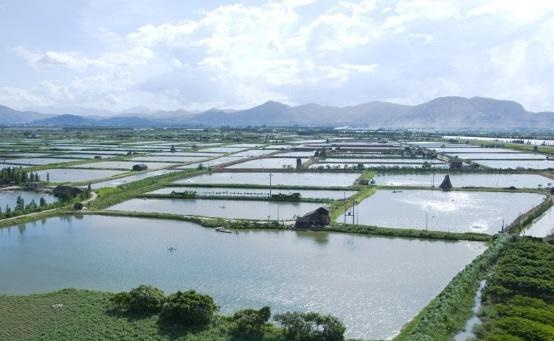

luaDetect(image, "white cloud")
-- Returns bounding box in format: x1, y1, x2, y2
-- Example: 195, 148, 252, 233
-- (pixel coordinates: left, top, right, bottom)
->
4, 0, 554, 112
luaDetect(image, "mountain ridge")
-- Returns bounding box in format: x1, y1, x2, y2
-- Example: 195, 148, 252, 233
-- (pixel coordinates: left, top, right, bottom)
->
2, 96, 553, 129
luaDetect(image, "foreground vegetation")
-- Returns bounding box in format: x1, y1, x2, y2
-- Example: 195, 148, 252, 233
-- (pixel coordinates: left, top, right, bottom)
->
0, 285, 348, 341
475, 238, 554, 341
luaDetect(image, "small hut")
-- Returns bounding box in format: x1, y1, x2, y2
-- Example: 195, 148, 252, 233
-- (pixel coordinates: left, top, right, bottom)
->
439, 175, 453, 190
295, 207, 330, 229
132, 164, 148, 171
449, 160, 463, 170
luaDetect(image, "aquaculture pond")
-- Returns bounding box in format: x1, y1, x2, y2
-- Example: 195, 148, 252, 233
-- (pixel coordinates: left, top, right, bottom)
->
177, 172, 360, 187
522, 206, 554, 238
36, 169, 125, 183
0, 190, 57, 209
148, 187, 357, 200
226, 158, 301, 169
445, 152, 546, 160
108, 198, 324, 220
311, 163, 449, 169
1, 157, 79, 166
0, 215, 486, 339
338, 190, 544, 234
373, 173, 553, 188
475, 160, 554, 169
130, 155, 210, 163
70, 161, 176, 170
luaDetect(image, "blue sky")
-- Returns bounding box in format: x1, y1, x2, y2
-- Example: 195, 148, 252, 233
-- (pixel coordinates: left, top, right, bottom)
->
1, 0, 554, 114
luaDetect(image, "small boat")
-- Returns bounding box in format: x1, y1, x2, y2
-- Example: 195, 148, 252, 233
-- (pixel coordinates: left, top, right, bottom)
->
167, 246, 177, 252
215, 227, 233, 234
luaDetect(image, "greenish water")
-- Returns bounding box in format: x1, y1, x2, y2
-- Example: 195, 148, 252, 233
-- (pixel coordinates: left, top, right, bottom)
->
338, 190, 545, 234
0, 215, 485, 339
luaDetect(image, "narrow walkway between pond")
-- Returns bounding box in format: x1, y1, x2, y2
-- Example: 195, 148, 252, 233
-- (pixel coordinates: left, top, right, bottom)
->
454, 280, 486, 341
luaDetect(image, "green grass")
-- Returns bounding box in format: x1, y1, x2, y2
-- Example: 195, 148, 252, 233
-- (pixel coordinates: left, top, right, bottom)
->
329, 186, 376, 221
0, 289, 283, 341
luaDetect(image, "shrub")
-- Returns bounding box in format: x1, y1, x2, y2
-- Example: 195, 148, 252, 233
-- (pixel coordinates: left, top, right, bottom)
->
274, 312, 345, 341
127, 285, 166, 314
110, 292, 131, 310
159, 290, 218, 326
229, 306, 271, 340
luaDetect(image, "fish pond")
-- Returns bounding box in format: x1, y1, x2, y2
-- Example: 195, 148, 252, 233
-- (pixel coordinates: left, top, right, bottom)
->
372, 173, 552, 188
177, 172, 360, 187
108, 198, 324, 220
338, 189, 544, 234
36, 169, 125, 183
0, 215, 486, 339
522, 206, 554, 238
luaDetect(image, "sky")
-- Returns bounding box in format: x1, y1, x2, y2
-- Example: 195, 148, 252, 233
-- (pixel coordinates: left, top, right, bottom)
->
1, 0, 554, 114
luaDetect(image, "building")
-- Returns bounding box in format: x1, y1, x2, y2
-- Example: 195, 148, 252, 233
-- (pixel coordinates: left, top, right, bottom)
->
132, 164, 148, 171
295, 207, 330, 229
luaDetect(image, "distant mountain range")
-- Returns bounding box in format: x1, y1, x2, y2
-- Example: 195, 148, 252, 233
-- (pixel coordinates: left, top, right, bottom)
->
2, 96, 554, 129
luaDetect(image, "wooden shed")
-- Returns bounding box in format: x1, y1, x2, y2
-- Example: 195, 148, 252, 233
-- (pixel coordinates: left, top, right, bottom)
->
295, 207, 330, 229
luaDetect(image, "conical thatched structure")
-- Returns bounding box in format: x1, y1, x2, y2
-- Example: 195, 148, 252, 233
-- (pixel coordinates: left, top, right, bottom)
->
439, 174, 453, 190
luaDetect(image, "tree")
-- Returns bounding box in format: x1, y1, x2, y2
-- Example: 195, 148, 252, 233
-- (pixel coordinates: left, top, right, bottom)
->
274, 312, 345, 341
127, 285, 166, 314
39, 197, 47, 207
159, 290, 218, 326
229, 307, 271, 340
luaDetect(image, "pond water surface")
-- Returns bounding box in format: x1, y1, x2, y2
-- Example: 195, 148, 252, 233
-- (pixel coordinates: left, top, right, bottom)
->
373, 173, 552, 188
177, 172, 360, 187
108, 198, 324, 220
0, 215, 486, 339
338, 190, 544, 234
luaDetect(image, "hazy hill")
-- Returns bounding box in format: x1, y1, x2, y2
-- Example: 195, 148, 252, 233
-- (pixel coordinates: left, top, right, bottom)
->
0, 105, 49, 125
2, 96, 553, 129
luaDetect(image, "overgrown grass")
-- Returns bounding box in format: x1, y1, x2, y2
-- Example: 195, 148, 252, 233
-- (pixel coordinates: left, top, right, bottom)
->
0, 289, 284, 341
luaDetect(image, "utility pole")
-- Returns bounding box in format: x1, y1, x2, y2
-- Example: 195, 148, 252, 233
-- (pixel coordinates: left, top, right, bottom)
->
352, 199, 355, 225
269, 171, 273, 196
425, 212, 428, 231
342, 192, 348, 224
